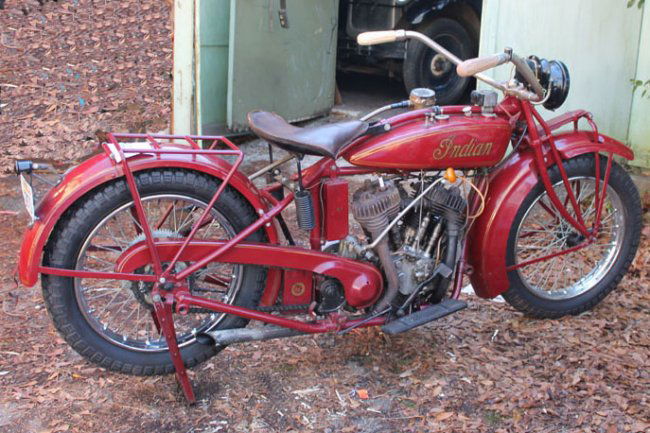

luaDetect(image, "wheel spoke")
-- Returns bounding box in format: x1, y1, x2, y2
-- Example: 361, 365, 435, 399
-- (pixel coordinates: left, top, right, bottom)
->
73, 194, 245, 352
177, 206, 198, 232
513, 176, 624, 300
128, 207, 143, 233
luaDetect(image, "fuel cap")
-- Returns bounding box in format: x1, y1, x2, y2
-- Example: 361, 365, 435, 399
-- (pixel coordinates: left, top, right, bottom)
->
409, 88, 436, 110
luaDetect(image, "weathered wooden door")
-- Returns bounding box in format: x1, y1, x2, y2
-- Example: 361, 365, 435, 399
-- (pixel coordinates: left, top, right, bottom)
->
226, 0, 340, 131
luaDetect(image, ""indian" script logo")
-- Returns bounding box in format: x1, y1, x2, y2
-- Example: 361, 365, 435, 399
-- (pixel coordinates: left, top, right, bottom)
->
432, 136, 493, 160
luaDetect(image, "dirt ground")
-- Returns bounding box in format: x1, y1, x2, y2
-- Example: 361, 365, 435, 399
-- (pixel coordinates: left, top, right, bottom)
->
0, 202, 648, 433
1, 1, 649, 433
0, 0, 172, 174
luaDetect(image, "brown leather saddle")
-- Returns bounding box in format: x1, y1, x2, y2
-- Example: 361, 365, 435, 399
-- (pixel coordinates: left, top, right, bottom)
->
247, 111, 369, 159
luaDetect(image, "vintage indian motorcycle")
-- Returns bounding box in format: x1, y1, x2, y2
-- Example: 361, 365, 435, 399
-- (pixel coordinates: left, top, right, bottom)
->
15, 30, 642, 403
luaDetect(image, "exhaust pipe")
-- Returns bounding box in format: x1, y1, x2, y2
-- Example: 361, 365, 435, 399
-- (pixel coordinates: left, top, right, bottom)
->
196, 326, 309, 346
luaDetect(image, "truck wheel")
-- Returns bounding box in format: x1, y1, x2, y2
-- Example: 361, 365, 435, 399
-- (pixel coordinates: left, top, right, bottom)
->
403, 18, 475, 105
42, 169, 267, 375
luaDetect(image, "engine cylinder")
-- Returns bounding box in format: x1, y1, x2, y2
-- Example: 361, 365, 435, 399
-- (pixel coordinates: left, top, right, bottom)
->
351, 179, 402, 313
351, 179, 401, 236
425, 184, 467, 223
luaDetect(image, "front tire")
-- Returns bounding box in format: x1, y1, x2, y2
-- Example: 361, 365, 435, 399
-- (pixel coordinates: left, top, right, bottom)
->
42, 169, 267, 375
503, 155, 642, 318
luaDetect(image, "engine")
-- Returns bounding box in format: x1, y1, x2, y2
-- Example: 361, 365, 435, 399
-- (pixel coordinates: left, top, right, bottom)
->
345, 176, 467, 313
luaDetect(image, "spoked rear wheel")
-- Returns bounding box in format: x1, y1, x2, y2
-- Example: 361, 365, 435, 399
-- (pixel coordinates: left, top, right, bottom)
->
503, 155, 642, 318
42, 170, 267, 375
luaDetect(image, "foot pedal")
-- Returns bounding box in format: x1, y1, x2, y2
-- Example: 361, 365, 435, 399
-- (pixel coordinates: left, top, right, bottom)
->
382, 299, 467, 335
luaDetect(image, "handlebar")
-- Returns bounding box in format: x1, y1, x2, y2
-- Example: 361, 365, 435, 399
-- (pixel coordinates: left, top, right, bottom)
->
456, 52, 511, 77
356, 30, 545, 102
510, 53, 545, 100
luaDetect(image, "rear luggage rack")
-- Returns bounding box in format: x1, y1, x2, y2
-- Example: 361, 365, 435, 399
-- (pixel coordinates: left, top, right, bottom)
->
101, 132, 243, 163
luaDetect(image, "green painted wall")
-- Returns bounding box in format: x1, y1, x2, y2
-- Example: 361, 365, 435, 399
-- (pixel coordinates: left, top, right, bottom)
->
478, 0, 649, 168
173, 0, 195, 135
629, 3, 650, 169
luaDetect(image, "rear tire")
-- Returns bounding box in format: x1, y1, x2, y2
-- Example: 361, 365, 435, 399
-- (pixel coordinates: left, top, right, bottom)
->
403, 18, 475, 105
42, 169, 267, 375
503, 155, 642, 318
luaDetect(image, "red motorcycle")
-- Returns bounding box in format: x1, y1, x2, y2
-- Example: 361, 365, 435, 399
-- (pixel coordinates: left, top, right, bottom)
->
15, 30, 642, 403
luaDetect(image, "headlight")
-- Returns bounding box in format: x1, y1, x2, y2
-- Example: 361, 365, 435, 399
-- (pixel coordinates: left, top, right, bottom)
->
518, 56, 571, 111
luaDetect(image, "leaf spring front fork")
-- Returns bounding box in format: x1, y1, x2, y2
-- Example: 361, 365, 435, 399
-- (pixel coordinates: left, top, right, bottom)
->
509, 104, 614, 272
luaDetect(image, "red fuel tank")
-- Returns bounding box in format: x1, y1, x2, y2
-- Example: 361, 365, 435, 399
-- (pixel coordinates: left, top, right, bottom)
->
343, 114, 513, 170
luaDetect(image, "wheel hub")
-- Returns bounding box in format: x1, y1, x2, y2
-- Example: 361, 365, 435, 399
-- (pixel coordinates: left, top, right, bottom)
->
123, 230, 187, 310
129, 266, 156, 310
430, 54, 451, 77
565, 231, 586, 247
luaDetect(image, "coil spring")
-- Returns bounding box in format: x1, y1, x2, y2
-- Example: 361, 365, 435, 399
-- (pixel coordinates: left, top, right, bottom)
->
294, 189, 315, 230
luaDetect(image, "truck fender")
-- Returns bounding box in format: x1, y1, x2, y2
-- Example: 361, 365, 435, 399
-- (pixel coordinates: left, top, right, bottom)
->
466, 132, 633, 299
17, 152, 280, 288
403, 0, 454, 26
404, 0, 481, 40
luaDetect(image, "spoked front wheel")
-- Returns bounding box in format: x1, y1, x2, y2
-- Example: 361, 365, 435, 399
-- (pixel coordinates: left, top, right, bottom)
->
504, 155, 642, 318
42, 170, 267, 375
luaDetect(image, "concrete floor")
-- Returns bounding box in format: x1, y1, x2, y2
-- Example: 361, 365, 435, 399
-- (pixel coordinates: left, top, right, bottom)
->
333, 72, 410, 118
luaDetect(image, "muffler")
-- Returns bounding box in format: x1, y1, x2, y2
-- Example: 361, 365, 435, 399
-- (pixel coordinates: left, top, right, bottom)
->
196, 325, 308, 346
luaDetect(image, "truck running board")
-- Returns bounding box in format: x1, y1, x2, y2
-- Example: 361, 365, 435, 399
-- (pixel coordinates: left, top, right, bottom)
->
381, 299, 467, 335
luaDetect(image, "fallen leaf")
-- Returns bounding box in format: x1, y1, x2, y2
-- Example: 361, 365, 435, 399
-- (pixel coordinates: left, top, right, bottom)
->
435, 412, 454, 421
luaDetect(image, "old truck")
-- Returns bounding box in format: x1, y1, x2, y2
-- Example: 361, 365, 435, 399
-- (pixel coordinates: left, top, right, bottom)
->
338, 0, 482, 104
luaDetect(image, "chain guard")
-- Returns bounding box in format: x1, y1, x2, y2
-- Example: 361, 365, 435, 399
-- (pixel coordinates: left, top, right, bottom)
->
122, 231, 309, 315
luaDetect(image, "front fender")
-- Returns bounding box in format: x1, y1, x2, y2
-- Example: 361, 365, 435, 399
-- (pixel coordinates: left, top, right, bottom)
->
554, 131, 634, 161
17, 151, 279, 287
467, 131, 633, 299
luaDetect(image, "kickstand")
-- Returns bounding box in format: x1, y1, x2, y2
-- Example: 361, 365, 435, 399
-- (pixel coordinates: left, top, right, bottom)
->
153, 298, 197, 404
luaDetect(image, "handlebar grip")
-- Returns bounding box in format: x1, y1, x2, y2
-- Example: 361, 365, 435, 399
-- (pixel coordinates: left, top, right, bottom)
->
357, 30, 406, 46
456, 52, 511, 77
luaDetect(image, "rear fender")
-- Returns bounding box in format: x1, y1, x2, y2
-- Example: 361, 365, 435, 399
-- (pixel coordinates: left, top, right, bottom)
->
467, 131, 633, 298
17, 152, 279, 288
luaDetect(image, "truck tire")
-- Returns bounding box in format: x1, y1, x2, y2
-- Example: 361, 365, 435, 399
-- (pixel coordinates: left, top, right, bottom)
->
403, 18, 475, 105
